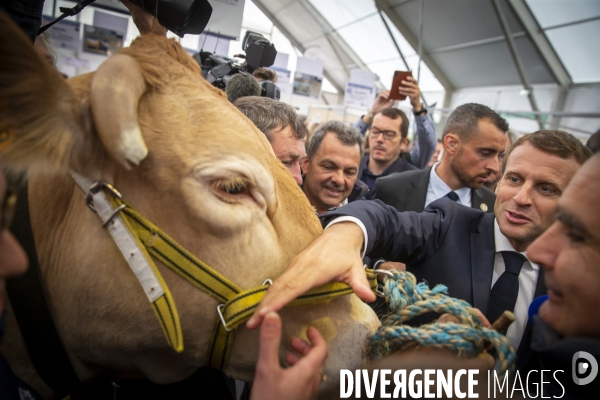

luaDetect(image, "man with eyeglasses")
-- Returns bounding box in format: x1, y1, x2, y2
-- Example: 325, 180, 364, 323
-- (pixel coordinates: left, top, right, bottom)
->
353, 76, 437, 171
357, 107, 418, 199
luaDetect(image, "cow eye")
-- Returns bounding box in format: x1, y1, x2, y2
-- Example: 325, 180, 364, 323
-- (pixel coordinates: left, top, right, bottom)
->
214, 177, 249, 195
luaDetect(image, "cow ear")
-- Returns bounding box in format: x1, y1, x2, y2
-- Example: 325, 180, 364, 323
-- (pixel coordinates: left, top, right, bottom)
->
0, 11, 82, 174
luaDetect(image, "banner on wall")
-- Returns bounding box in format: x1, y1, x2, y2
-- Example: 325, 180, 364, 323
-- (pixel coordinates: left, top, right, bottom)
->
271, 66, 292, 94
82, 25, 124, 57
293, 72, 323, 99
344, 69, 376, 108
41, 17, 81, 52
344, 83, 375, 108
293, 57, 324, 99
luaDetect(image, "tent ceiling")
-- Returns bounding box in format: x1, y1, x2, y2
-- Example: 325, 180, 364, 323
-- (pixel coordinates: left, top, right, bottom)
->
252, 0, 600, 92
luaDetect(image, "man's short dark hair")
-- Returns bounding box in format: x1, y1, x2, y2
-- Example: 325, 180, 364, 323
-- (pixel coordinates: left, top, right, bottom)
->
503, 129, 593, 174
307, 121, 363, 160
377, 108, 409, 139
234, 96, 307, 141
442, 103, 509, 141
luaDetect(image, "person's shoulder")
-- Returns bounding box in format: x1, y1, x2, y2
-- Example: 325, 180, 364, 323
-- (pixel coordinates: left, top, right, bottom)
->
390, 156, 418, 173
379, 167, 428, 185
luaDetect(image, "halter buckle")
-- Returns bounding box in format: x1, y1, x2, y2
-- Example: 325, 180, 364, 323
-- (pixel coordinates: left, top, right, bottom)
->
217, 304, 233, 332
86, 181, 123, 211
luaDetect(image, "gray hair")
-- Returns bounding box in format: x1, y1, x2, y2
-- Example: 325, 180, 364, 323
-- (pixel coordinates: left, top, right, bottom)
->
306, 121, 363, 160
226, 73, 261, 103
234, 96, 307, 141
442, 103, 509, 141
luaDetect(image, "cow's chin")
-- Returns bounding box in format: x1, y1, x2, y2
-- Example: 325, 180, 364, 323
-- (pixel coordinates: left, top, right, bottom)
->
224, 294, 380, 389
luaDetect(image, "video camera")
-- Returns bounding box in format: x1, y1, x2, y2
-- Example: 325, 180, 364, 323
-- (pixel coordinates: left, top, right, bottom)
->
195, 30, 281, 100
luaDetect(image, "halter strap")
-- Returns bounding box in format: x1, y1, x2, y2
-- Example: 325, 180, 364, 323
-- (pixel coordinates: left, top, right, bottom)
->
70, 171, 378, 370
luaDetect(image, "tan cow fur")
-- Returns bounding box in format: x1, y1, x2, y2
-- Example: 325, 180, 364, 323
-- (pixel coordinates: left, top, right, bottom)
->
0, 11, 380, 399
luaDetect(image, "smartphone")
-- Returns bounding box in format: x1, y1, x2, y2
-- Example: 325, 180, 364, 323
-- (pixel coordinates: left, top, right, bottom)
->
389, 70, 412, 100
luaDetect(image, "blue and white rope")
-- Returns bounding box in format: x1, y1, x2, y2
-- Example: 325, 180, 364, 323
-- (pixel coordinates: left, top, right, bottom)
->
368, 270, 515, 374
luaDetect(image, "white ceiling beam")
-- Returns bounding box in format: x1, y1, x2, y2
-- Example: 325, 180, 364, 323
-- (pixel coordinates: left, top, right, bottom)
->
252, 0, 373, 94
507, 0, 572, 89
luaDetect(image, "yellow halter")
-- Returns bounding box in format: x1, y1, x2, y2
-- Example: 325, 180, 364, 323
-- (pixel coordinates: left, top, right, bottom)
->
71, 173, 378, 370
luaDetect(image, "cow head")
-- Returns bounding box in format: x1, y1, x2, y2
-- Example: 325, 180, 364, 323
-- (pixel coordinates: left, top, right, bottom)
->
0, 9, 379, 396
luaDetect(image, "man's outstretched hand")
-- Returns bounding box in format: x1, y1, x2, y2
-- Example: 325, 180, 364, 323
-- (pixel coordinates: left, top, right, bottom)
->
247, 222, 375, 329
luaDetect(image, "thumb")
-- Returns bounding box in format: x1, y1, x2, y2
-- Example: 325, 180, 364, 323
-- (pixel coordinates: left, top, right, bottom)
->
349, 265, 376, 303
256, 311, 283, 368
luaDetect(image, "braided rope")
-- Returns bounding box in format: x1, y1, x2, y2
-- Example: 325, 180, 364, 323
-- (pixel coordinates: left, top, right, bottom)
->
368, 270, 516, 374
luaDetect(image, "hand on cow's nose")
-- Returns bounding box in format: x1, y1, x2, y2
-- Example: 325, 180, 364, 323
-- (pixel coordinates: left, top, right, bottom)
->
247, 221, 376, 330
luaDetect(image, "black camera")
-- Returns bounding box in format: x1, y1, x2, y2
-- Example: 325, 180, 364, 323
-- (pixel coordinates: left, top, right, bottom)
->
40, 0, 212, 37
128, 0, 213, 37
195, 30, 280, 100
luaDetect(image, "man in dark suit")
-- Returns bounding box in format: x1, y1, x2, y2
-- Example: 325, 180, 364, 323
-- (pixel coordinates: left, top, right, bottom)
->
372, 103, 508, 214
248, 130, 592, 374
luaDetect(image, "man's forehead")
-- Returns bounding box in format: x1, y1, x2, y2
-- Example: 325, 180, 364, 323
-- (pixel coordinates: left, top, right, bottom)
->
505, 142, 580, 186
372, 114, 400, 131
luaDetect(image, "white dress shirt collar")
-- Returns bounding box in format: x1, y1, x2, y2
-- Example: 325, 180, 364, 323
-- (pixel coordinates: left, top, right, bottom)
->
427, 162, 471, 206
493, 220, 538, 270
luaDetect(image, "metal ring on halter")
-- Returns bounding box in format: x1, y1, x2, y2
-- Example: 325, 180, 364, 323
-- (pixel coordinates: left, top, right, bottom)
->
371, 269, 395, 278
216, 304, 233, 332
102, 204, 126, 228
371, 269, 395, 297
262, 279, 273, 286
86, 181, 124, 211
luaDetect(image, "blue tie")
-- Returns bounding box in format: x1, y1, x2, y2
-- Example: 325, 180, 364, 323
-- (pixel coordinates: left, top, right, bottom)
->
446, 191, 459, 202
486, 251, 527, 323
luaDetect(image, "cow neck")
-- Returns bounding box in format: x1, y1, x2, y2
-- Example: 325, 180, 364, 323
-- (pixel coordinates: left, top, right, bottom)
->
69, 171, 379, 371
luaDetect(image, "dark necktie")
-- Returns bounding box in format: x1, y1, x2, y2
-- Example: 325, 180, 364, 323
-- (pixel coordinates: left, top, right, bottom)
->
486, 251, 527, 323
446, 191, 459, 202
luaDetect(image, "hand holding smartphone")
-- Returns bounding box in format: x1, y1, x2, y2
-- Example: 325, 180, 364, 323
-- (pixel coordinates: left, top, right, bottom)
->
389, 70, 412, 101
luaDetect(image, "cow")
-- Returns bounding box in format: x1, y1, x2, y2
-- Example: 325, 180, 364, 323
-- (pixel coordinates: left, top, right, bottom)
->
0, 7, 380, 399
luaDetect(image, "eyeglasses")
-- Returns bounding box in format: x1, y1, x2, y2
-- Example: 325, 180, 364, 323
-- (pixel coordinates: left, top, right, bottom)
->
1, 187, 17, 231
369, 127, 397, 140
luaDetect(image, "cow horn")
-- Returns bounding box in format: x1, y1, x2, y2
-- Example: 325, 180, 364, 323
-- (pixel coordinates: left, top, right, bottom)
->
91, 54, 148, 169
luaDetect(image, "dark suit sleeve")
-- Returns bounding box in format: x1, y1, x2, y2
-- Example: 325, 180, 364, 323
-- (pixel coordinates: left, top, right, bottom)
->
320, 199, 460, 265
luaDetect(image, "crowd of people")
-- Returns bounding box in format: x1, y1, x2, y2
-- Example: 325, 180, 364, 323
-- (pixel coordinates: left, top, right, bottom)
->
2, 1, 600, 400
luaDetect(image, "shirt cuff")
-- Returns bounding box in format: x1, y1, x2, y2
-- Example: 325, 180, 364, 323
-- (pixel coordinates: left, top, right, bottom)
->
324, 216, 368, 258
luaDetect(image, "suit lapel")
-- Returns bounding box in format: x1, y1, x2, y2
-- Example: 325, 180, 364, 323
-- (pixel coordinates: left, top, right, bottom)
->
406, 168, 430, 212
470, 214, 496, 311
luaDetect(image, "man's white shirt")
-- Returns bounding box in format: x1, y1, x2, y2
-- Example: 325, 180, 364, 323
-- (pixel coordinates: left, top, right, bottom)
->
425, 162, 472, 208
325, 216, 539, 350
